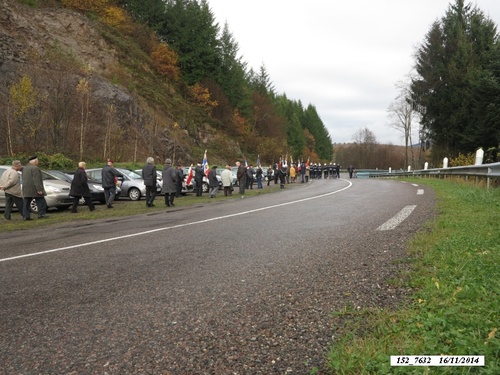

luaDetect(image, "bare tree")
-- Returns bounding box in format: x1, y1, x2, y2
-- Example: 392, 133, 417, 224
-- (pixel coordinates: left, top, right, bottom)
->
387, 80, 419, 168
351, 127, 378, 168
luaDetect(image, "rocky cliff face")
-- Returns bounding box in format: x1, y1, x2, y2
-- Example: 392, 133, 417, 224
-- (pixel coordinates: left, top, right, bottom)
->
0, 0, 212, 163
0, 0, 117, 76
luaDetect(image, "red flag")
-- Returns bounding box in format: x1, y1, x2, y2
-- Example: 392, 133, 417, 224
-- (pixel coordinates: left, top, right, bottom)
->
186, 165, 194, 185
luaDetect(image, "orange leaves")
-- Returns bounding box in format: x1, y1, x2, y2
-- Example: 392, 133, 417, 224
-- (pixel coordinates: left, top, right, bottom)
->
150, 43, 180, 81
188, 83, 218, 112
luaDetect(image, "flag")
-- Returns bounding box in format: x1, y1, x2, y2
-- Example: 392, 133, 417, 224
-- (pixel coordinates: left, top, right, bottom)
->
186, 164, 194, 185
306, 157, 310, 167
202, 149, 209, 178
243, 156, 248, 167
257, 155, 261, 168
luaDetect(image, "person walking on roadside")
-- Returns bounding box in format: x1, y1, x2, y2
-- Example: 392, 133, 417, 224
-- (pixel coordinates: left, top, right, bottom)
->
221, 164, 233, 196
194, 161, 204, 197
255, 165, 263, 189
0, 160, 24, 220
162, 158, 177, 207
22, 156, 48, 220
246, 164, 255, 189
70, 161, 95, 213
347, 164, 355, 179
208, 165, 219, 198
266, 165, 273, 186
175, 162, 184, 197
102, 159, 123, 208
236, 161, 247, 196
142, 157, 157, 207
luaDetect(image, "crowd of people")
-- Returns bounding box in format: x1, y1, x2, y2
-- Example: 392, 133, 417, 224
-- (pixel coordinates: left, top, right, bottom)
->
0, 156, 356, 220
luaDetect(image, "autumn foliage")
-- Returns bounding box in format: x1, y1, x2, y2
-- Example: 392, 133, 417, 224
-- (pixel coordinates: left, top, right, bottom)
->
150, 43, 180, 81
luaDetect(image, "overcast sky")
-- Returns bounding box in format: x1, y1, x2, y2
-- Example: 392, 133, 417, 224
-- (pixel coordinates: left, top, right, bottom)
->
207, 0, 500, 145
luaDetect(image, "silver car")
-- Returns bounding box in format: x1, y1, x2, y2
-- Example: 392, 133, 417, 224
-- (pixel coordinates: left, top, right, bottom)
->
86, 167, 159, 201
0, 165, 73, 213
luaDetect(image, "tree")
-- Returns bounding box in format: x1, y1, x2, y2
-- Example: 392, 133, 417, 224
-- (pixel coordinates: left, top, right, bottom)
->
9, 75, 43, 153
387, 80, 419, 168
411, 0, 499, 158
160, 0, 221, 85
351, 127, 378, 168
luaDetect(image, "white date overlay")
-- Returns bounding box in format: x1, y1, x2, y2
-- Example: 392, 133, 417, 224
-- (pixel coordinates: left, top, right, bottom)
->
391, 355, 484, 366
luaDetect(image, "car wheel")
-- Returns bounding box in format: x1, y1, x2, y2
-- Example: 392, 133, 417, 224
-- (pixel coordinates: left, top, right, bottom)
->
29, 199, 38, 214
202, 182, 209, 193
128, 187, 141, 201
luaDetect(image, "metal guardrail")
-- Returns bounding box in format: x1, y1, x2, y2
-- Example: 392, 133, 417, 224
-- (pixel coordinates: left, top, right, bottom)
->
354, 162, 500, 189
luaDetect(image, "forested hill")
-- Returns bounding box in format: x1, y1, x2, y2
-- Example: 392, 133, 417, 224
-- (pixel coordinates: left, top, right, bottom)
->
0, 0, 333, 166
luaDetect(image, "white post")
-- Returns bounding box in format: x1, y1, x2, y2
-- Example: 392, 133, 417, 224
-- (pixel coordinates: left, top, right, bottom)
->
408, 166, 411, 172
475, 148, 484, 165
443, 157, 449, 168
389, 167, 392, 173
424, 162, 428, 170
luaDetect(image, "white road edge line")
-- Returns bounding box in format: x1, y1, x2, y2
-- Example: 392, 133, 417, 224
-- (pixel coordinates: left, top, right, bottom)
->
377, 205, 417, 231
1, 181, 353, 263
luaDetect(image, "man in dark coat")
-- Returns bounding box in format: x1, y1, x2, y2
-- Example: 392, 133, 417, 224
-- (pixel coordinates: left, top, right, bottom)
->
236, 161, 246, 196
175, 162, 184, 197
208, 165, 219, 198
162, 158, 177, 207
70, 162, 95, 213
142, 157, 157, 207
194, 162, 204, 197
102, 159, 123, 208
22, 156, 48, 220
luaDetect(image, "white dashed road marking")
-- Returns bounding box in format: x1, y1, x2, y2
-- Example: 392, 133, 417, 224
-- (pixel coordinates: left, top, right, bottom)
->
417, 189, 424, 195
377, 205, 417, 231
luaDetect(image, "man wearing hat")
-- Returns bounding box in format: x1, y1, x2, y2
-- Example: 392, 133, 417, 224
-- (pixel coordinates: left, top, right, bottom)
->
22, 156, 48, 220
102, 159, 123, 208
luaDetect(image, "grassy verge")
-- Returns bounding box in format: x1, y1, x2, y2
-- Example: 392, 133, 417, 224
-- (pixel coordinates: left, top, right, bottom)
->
326, 178, 499, 374
0, 183, 284, 232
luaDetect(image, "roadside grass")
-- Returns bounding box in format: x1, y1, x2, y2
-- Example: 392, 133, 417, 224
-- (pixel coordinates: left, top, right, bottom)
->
0, 183, 284, 232
326, 178, 499, 374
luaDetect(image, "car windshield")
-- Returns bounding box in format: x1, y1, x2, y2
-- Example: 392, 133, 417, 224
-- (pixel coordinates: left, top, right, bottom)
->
41, 171, 60, 180
118, 169, 141, 179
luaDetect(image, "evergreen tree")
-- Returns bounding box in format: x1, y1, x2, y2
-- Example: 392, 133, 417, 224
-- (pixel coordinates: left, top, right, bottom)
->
303, 104, 332, 160
411, 0, 498, 157
118, 0, 166, 31
160, 0, 221, 85
218, 22, 252, 114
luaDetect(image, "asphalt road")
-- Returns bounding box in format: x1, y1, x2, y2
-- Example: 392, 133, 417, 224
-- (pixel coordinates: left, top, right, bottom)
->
0, 178, 436, 374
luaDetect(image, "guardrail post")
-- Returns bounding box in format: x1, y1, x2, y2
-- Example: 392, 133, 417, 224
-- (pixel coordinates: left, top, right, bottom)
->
475, 148, 484, 165
443, 157, 449, 169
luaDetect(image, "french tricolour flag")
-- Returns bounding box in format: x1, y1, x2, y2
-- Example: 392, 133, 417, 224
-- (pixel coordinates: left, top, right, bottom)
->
202, 149, 209, 178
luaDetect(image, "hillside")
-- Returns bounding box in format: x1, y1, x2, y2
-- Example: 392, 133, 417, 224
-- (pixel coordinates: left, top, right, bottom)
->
0, 0, 246, 166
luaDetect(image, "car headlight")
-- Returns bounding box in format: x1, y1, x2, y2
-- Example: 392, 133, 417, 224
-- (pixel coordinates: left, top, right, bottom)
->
45, 184, 62, 193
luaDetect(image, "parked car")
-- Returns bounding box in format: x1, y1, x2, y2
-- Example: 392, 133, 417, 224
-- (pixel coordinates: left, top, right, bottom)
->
0, 165, 73, 213
45, 170, 114, 204
216, 168, 237, 186
182, 167, 222, 193
134, 169, 164, 194
86, 168, 160, 201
